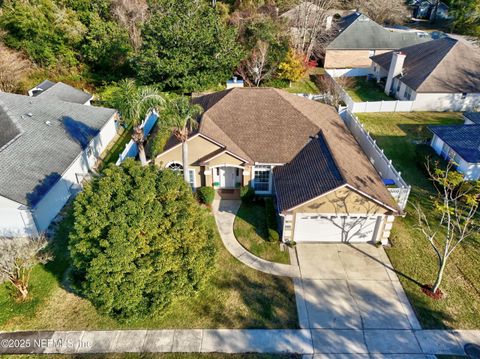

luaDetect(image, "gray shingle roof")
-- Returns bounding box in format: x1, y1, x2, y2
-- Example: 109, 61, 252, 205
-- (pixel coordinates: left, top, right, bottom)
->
464, 112, 480, 124
371, 38, 480, 93
0, 106, 22, 150
327, 12, 431, 50
35, 82, 93, 104
429, 125, 480, 163
0, 93, 116, 206
273, 133, 345, 212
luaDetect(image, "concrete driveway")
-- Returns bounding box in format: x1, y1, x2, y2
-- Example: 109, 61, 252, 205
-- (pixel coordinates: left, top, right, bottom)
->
294, 244, 420, 331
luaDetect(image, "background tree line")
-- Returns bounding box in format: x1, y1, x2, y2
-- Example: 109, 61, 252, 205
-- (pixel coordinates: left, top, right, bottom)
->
0, 0, 477, 95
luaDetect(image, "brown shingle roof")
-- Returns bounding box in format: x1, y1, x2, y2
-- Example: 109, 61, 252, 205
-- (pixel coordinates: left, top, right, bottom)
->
371, 38, 480, 93
192, 88, 398, 211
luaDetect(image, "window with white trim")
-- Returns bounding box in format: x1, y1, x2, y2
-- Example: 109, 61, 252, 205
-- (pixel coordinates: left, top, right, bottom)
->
167, 162, 183, 173
188, 169, 195, 189
253, 165, 271, 192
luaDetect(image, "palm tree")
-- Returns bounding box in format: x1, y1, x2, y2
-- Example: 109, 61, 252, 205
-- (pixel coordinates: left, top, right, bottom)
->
111, 79, 165, 166
162, 96, 203, 183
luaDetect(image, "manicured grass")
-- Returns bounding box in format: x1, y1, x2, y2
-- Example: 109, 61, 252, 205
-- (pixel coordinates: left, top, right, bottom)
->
284, 68, 324, 94
345, 77, 393, 102
357, 112, 480, 329
0, 211, 297, 331
1, 354, 300, 359
234, 201, 290, 264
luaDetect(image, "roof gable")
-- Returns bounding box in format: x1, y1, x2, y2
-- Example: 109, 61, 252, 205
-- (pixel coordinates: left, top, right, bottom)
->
328, 12, 429, 50
36, 82, 93, 104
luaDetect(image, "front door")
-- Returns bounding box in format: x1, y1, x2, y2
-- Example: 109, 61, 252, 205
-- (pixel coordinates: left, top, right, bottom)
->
220, 167, 236, 188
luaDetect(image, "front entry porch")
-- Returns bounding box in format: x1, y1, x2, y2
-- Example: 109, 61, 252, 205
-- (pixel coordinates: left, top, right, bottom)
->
212, 166, 243, 190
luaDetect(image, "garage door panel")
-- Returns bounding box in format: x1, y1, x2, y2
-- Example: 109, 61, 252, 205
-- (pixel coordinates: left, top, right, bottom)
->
294, 214, 378, 243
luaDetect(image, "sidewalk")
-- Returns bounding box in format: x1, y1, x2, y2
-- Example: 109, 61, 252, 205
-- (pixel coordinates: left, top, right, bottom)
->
0, 329, 478, 355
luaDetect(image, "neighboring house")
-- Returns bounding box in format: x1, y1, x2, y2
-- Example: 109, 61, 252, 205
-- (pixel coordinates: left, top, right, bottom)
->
429, 112, 480, 180
155, 88, 400, 244
28, 80, 93, 105
410, 0, 451, 21
324, 12, 430, 75
371, 37, 480, 111
0, 91, 118, 237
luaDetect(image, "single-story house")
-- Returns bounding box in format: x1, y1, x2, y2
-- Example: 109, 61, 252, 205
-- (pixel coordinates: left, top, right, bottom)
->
324, 12, 431, 76
155, 88, 400, 244
429, 113, 480, 180
0, 90, 118, 237
28, 80, 93, 105
371, 37, 480, 111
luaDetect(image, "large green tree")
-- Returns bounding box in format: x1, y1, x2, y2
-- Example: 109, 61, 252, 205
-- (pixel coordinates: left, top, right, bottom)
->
69, 159, 217, 319
133, 0, 243, 92
449, 0, 480, 37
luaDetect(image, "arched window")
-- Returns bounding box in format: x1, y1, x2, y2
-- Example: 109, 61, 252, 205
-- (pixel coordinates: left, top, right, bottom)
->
167, 162, 184, 173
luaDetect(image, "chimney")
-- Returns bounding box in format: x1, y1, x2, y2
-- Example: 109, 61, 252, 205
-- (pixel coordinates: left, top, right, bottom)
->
326, 15, 333, 30
384, 51, 406, 96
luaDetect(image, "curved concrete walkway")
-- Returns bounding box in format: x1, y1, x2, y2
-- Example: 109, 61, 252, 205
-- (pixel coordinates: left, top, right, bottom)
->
212, 199, 301, 278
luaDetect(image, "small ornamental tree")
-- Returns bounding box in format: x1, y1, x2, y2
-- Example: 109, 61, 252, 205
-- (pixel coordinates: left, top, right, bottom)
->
0, 235, 52, 301
68, 159, 217, 319
277, 48, 307, 86
415, 161, 480, 297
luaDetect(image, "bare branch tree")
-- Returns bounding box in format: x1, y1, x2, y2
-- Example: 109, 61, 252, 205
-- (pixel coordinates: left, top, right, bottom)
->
111, 0, 149, 50
414, 160, 480, 295
345, 0, 409, 25
0, 44, 31, 93
236, 40, 275, 86
285, 0, 339, 59
0, 235, 52, 301
314, 74, 354, 107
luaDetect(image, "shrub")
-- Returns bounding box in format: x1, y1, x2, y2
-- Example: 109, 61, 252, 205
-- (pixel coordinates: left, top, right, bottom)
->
68, 160, 217, 319
265, 198, 280, 242
197, 186, 215, 206
240, 185, 255, 203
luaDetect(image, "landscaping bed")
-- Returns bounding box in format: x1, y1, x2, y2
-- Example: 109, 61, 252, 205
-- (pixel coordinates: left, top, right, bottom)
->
234, 200, 290, 265
357, 112, 480, 329
0, 213, 298, 331
345, 77, 393, 102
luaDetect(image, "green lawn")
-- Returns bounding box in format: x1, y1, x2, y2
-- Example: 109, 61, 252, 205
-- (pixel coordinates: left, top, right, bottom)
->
357, 112, 480, 329
234, 202, 290, 264
284, 68, 324, 94
98, 125, 133, 169
0, 211, 297, 331
345, 77, 393, 102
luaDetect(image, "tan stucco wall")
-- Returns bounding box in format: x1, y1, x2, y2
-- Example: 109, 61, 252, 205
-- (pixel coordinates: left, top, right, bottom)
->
155, 135, 221, 167
325, 49, 391, 69
207, 153, 245, 167
155, 136, 221, 188
288, 187, 390, 215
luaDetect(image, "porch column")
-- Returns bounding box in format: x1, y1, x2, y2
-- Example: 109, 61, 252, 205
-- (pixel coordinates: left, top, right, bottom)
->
380, 215, 395, 245
204, 166, 213, 187
242, 165, 252, 187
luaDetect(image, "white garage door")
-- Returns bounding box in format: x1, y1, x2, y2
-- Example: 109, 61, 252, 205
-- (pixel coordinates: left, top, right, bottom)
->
294, 214, 379, 243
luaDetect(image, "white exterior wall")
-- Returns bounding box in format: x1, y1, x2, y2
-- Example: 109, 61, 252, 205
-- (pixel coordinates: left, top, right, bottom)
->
0, 196, 37, 237
413, 92, 480, 111
326, 68, 373, 78
33, 114, 117, 231
431, 134, 480, 180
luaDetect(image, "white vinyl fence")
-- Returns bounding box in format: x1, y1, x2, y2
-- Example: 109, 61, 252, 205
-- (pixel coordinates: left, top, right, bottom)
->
340, 109, 411, 211
329, 73, 414, 113
116, 111, 159, 166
